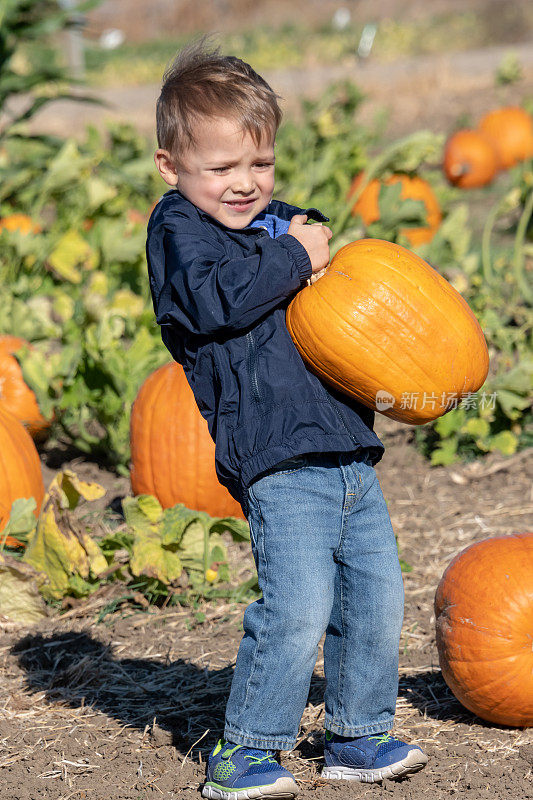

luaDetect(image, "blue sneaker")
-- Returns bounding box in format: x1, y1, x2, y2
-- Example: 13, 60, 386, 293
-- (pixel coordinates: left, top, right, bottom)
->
202, 739, 299, 799
322, 730, 428, 782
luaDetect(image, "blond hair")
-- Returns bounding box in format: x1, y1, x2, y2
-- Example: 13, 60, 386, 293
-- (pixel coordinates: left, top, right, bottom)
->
156, 40, 282, 162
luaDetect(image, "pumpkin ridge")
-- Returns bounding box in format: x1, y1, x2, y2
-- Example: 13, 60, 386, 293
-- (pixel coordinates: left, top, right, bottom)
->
4, 412, 31, 496
151, 366, 171, 506
285, 334, 368, 403
370, 254, 476, 348
334, 240, 481, 350
349, 282, 447, 389
288, 297, 388, 394
131, 368, 159, 498
0, 428, 13, 512
448, 660, 530, 696
444, 651, 525, 663
313, 288, 436, 393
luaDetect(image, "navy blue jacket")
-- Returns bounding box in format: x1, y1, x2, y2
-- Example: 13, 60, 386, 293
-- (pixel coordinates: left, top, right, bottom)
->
146, 190, 384, 506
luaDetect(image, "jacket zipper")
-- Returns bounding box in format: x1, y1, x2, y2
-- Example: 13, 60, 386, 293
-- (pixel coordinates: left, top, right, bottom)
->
326, 394, 360, 447
245, 331, 262, 404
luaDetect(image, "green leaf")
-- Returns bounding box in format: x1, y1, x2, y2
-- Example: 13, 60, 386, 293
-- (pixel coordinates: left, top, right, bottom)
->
39, 140, 88, 196
97, 218, 145, 265
129, 526, 183, 584
0, 553, 48, 624
488, 431, 518, 456
494, 389, 531, 421
159, 504, 204, 546
47, 230, 97, 283
209, 517, 250, 541
136, 495, 164, 524
430, 438, 459, 466
461, 418, 490, 439
50, 470, 106, 511
85, 177, 117, 212
2, 498, 37, 541
179, 522, 227, 578
22, 471, 107, 600
435, 407, 466, 437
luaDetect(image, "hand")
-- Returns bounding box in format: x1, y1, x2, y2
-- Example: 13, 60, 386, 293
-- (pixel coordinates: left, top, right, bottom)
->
288, 214, 332, 273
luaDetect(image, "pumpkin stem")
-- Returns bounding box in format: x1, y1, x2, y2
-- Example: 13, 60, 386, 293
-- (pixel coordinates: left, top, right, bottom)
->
513, 188, 533, 304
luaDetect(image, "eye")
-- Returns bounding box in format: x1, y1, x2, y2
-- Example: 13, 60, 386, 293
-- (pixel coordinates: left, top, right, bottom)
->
254, 161, 275, 170
211, 166, 230, 175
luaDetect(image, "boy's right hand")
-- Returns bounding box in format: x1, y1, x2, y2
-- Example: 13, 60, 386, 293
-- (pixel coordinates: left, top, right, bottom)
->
288, 214, 332, 273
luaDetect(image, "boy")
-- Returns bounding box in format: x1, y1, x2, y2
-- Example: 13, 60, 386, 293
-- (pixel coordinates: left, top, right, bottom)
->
147, 42, 428, 799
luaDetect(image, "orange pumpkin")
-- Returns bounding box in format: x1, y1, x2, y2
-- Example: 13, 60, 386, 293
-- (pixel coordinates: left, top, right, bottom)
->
435, 532, 533, 727
443, 129, 499, 188
350, 173, 442, 246
0, 336, 50, 439
286, 239, 489, 425
0, 405, 45, 532
478, 107, 533, 169
0, 214, 41, 235
130, 362, 244, 519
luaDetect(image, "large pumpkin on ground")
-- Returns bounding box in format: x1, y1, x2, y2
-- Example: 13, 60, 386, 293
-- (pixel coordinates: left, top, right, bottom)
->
478, 107, 533, 169
443, 129, 499, 188
350, 174, 442, 246
0, 335, 50, 439
435, 533, 533, 728
130, 362, 244, 519
0, 405, 45, 532
286, 239, 489, 425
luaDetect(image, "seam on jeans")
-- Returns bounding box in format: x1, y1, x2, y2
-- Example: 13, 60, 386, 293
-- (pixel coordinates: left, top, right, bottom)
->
335, 462, 346, 559
241, 495, 267, 711
334, 466, 349, 724
223, 725, 296, 751
322, 716, 396, 738
337, 561, 347, 723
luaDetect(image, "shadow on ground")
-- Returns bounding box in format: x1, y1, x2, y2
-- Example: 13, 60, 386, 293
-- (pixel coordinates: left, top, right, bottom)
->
12, 630, 485, 760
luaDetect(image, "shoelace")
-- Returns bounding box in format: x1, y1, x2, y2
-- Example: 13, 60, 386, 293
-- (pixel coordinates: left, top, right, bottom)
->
222, 744, 277, 765
368, 733, 398, 746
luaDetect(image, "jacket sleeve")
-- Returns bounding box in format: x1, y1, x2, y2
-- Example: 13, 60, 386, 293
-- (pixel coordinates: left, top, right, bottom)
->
152, 225, 312, 336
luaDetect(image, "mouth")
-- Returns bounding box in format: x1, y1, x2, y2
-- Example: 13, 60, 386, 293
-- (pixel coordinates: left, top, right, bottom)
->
223, 197, 257, 212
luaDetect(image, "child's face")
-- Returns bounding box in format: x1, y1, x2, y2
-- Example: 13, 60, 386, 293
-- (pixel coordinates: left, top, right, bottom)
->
158, 116, 275, 229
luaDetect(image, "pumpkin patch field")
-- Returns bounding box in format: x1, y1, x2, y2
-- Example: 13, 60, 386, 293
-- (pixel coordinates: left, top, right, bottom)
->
0, 2, 532, 799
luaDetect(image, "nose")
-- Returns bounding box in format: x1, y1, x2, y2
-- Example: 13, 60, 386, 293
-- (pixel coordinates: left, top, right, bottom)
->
231, 169, 255, 194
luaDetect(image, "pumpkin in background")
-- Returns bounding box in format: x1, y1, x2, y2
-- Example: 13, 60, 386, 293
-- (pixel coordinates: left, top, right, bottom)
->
286, 239, 489, 425
478, 107, 533, 169
0, 405, 45, 532
0, 336, 50, 439
350, 173, 442, 246
443, 129, 499, 188
130, 362, 244, 519
435, 533, 533, 727
0, 214, 41, 235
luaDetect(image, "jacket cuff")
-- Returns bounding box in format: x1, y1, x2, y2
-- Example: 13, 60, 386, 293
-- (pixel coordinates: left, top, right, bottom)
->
277, 234, 312, 282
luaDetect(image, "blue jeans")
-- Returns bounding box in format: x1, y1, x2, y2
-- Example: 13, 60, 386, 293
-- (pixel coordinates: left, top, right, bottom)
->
224, 451, 405, 751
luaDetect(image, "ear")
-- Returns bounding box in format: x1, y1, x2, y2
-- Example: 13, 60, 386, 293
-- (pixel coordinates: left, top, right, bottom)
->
154, 149, 179, 187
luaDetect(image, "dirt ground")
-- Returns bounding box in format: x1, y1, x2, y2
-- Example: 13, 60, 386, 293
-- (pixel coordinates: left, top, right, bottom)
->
0, 418, 532, 800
